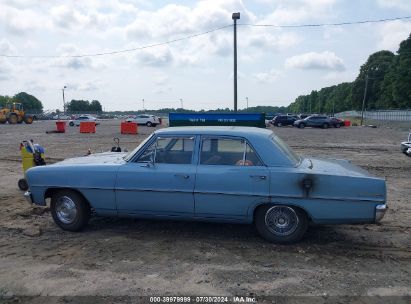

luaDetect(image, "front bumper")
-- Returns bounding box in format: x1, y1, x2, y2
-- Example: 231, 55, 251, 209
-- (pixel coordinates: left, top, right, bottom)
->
375, 204, 387, 222
24, 191, 33, 205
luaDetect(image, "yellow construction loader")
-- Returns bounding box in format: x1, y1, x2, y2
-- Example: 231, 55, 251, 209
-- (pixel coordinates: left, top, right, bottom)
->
0, 103, 35, 124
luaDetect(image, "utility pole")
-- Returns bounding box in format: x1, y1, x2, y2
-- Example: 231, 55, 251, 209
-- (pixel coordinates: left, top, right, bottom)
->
232, 12, 240, 112
361, 66, 379, 125
62, 85, 67, 116
360, 76, 369, 126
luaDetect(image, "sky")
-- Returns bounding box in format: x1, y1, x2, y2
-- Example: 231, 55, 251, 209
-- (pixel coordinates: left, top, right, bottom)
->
0, 0, 411, 111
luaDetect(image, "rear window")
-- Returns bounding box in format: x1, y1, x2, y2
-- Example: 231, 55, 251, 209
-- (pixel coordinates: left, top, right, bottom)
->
269, 134, 300, 166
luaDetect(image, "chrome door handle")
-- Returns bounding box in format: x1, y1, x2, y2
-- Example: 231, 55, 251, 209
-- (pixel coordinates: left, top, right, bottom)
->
249, 175, 267, 180
175, 174, 190, 179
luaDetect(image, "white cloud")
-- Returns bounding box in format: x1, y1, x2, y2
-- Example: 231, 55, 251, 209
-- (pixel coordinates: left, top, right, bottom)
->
285, 51, 345, 71
0, 5, 49, 35
377, 0, 411, 11
252, 69, 282, 83
377, 21, 411, 51
0, 39, 15, 55
0, 58, 13, 81
135, 46, 174, 67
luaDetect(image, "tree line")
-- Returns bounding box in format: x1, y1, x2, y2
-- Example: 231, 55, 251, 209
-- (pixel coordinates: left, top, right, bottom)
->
66, 100, 102, 112
288, 33, 411, 113
0, 92, 43, 112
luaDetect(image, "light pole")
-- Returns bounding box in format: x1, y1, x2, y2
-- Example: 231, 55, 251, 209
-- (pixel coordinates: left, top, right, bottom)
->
360, 66, 379, 126
62, 85, 67, 116
232, 12, 240, 112
246, 96, 249, 109
180, 98, 183, 109
142, 99, 145, 111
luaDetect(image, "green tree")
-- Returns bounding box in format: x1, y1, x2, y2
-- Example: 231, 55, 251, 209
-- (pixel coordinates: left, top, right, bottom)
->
381, 33, 411, 108
12, 92, 43, 112
90, 100, 102, 112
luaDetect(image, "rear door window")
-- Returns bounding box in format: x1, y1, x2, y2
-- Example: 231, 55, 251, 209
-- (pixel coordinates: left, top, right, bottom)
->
200, 138, 262, 166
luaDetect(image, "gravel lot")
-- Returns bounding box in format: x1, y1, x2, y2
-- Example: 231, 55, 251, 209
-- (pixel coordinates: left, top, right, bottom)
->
0, 120, 410, 302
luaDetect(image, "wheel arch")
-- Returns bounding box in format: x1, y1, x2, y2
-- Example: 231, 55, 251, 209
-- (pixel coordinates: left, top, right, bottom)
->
45, 187, 92, 209
252, 202, 312, 223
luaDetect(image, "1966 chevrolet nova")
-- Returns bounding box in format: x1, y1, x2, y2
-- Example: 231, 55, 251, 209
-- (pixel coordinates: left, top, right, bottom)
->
24, 126, 387, 243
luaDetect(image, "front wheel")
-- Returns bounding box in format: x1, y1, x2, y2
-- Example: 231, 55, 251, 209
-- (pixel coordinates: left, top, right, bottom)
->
334, 123, 341, 128
18, 178, 28, 191
298, 123, 305, 129
146, 121, 153, 127
69, 121, 74, 126
24, 116, 34, 124
277, 122, 282, 127
50, 190, 90, 231
322, 123, 329, 129
255, 205, 308, 244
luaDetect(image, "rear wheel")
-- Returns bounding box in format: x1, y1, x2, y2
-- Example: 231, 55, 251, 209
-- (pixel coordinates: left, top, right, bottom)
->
322, 123, 329, 129
277, 122, 282, 127
69, 121, 74, 126
255, 205, 308, 244
50, 190, 91, 231
335, 123, 341, 128
298, 123, 305, 129
8, 114, 18, 124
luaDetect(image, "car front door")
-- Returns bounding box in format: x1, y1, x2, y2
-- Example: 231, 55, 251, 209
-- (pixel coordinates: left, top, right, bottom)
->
194, 137, 270, 221
116, 136, 196, 216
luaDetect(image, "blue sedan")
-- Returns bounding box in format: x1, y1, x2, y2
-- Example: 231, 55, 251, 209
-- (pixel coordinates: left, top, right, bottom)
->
24, 127, 387, 243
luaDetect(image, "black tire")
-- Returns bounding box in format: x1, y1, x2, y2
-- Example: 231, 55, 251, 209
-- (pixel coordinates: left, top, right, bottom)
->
24, 116, 34, 124
8, 114, 18, 124
69, 121, 74, 126
334, 123, 341, 128
277, 122, 282, 127
18, 178, 28, 191
255, 204, 308, 244
50, 190, 91, 232
322, 123, 329, 129
146, 121, 153, 127
298, 123, 305, 129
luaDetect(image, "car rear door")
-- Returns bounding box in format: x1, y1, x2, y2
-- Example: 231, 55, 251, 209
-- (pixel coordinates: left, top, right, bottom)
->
194, 136, 270, 221
116, 136, 196, 216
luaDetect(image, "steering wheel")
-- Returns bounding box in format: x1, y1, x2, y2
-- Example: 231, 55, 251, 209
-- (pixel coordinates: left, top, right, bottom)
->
235, 159, 254, 166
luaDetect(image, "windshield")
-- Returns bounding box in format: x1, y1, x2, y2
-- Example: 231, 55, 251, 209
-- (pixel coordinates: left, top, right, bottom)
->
123, 134, 154, 162
269, 134, 301, 166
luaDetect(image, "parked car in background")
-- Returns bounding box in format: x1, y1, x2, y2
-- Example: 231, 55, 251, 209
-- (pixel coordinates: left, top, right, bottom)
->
401, 132, 411, 156
329, 117, 345, 128
24, 126, 387, 244
271, 115, 298, 127
53, 115, 71, 120
126, 114, 161, 127
69, 115, 99, 127
294, 115, 333, 129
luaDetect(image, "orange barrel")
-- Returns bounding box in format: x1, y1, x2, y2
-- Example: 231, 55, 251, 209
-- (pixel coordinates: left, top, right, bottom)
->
344, 120, 351, 127
121, 122, 138, 134
80, 121, 96, 133
55, 121, 66, 133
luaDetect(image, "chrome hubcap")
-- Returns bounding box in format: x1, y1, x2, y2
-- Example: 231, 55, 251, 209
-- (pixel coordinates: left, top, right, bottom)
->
265, 206, 299, 236
56, 196, 77, 224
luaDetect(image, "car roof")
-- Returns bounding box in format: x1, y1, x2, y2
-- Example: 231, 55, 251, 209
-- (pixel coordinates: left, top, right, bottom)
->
155, 126, 272, 138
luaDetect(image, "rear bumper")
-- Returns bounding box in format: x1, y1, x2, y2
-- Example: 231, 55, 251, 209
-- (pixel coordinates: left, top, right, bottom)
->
24, 191, 33, 205
375, 204, 387, 222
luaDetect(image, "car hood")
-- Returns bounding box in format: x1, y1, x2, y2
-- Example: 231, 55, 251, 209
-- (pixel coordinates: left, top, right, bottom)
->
52, 152, 128, 166
305, 157, 378, 178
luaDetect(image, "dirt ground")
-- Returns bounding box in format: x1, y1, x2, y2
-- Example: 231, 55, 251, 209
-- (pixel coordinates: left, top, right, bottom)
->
0, 120, 410, 301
